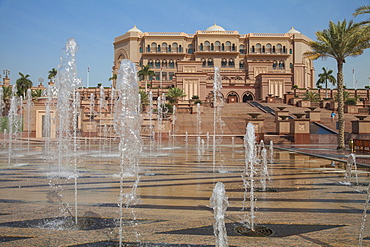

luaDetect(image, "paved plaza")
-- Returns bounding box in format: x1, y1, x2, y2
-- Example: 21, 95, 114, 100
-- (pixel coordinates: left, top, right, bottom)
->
0, 138, 370, 247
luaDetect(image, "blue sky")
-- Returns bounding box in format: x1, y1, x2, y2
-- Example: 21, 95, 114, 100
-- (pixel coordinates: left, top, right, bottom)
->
0, 0, 369, 88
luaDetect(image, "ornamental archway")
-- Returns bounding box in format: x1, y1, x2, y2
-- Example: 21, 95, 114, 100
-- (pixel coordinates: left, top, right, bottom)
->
242, 92, 254, 102
227, 91, 239, 103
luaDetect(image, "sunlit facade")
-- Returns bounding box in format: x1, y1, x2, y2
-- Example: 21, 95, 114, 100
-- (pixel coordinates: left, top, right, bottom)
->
113, 24, 314, 102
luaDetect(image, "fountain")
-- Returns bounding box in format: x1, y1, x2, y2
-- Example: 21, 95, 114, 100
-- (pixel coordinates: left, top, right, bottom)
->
25, 89, 33, 152
113, 59, 143, 246
210, 182, 229, 247
242, 122, 257, 230
342, 153, 357, 185
213, 67, 225, 172
260, 148, 270, 192
269, 140, 274, 164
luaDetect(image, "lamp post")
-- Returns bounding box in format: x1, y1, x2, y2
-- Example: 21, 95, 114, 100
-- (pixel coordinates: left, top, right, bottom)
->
38, 77, 44, 86
3, 70, 10, 78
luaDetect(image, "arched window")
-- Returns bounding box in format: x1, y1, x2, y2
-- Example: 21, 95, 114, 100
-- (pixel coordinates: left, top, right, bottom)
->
215, 41, 221, 51
179, 45, 182, 52
266, 43, 272, 53
239, 60, 244, 69
226, 41, 231, 51
188, 44, 193, 54
151, 42, 157, 53
276, 44, 282, 53
199, 43, 204, 51
139, 47, 142, 53
162, 43, 167, 53
229, 58, 235, 67
239, 44, 245, 54
282, 46, 286, 53
169, 59, 175, 68
207, 58, 214, 67
279, 60, 285, 69
162, 59, 167, 68
201, 58, 206, 67
147, 45, 150, 52
289, 48, 292, 54
173, 43, 178, 52
221, 58, 227, 67
272, 60, 277, 69
232, 43, 236, 51
290, 63, 293, 68
155, 60, 160, 68
256, 43, 261, 53
148, 59, 154, 67
204, 41, 210, 51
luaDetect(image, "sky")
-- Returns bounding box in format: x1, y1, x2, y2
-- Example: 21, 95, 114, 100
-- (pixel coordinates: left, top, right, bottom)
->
0, 0, 369, 88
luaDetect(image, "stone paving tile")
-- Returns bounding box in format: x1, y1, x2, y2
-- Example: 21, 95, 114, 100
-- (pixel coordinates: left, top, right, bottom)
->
0, 142, 370, 246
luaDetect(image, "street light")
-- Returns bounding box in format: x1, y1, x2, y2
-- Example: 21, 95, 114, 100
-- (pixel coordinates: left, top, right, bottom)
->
38, 77, 44, 86
3, 70, 10, 78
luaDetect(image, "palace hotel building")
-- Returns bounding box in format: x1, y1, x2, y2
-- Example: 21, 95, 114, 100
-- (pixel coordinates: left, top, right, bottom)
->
113, 24, 314, 103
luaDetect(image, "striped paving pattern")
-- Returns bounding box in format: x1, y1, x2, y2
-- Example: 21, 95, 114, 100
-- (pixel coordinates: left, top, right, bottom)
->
0, 140, 369, 246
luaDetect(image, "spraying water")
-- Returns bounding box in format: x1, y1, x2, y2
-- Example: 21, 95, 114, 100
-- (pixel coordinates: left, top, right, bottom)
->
172, 105, 176, 148
113, 59, 143, 246
8, 95, 19, 165
343, 153, 357, 185
210, 182, 229, 247
25, 89, 33, 152
52, 38, 82, 224
359, 184, 370, 246
260, 148, 270, 192
0, 87, 3, 117
242, 122, 257, 230
269, 140, 274, 164
54, 38, 82, 173
212, 67, 225, 172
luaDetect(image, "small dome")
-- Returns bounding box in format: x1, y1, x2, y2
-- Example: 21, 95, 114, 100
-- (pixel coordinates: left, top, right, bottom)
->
127, 25, 142, 33
287, 27, 301, 34
206, 23, 226, 32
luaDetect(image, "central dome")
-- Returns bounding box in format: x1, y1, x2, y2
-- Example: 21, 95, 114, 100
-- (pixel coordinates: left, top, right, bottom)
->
206, 23, 226, 32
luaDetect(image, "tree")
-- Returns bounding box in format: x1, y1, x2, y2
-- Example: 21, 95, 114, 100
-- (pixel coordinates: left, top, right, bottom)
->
138, 90, 149, 112
166, 87, 186, 106
31, 88, 44, 98
48, 68, 57, 83
16, 72, 33, 98
303, 91, 320, 103
1, 86, 12, 116
305, 19, 370, 149
353, 5, 370, 26
137, 65, 155, 92
316, 67, 336, 99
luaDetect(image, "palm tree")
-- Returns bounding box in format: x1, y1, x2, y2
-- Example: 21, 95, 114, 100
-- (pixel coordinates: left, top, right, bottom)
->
48, 68, 57, 84
166, 87, 186, 106
138, 90, 149, 112
353, 5, 370, 26
1, 86, 12, 116
137, 65, 155, 92
16, 72, 33, 98
305, 19, 370, 149
303, 91, 320, 103
108, 74, 117, 87
316, 67, 336, 99
31, 88, 44, 98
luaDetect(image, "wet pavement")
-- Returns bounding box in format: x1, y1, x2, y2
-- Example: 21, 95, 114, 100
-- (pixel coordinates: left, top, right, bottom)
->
0, 139, 370, 246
